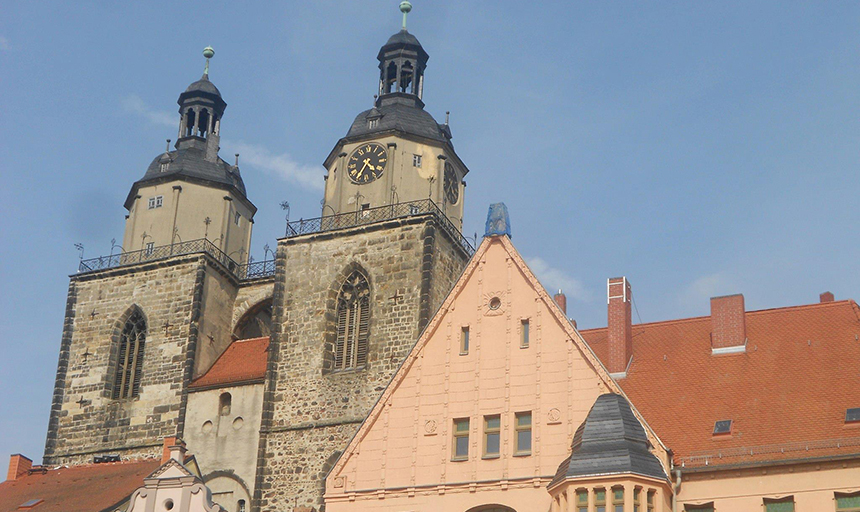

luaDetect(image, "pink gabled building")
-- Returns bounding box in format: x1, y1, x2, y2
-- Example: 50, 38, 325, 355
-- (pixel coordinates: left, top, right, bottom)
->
323, 204, 860, 512
324, 206, 673, 512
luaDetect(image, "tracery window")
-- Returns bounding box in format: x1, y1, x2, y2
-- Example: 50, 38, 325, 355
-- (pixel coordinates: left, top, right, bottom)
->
112, 310, 146, 399
334, 271, 370, 370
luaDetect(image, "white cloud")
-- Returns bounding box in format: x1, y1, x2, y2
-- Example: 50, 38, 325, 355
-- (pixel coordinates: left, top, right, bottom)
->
225, 140, 325, 191
525, 256, 590, 302
0, 36, 10, 51
121, 94, 324, 191
121, 94, 176, 127
680, 272, 736, 306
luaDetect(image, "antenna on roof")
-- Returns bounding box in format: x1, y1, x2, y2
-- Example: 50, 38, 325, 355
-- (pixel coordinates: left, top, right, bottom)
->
400, 1, 412, 30
203, 46, 215, 77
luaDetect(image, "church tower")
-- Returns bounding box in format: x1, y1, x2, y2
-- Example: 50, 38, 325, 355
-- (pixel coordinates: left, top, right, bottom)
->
321, 1, 468, 229
44, 50, 267, 468
254, 4, 474, 510
122, 47, 256, 263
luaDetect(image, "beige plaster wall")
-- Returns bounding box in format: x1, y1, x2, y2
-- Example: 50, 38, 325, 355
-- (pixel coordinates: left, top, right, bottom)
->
123, 180, 253, 261
325, 236, 635, 511
678, 460, 860, 511
185, 383, 263, 510
323, 134, 465, 230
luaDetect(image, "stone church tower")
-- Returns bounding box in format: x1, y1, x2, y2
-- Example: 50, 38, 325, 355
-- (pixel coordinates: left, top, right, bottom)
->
253, 6, 473, 510
44, 54, 264, 466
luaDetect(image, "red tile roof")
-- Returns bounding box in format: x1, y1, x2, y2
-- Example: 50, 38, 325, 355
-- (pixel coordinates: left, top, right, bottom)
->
580, 300, 860, 469
0, 459, 160, 512
190, 336, 269, 389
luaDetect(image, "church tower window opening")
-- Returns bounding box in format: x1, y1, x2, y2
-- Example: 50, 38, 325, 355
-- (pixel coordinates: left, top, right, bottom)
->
334, 271, 370, 371
219, 392, 231, 416
112, 309, 147, 399
184, 109, 196, 137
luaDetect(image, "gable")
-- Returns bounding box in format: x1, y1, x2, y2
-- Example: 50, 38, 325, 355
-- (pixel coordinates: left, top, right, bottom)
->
325, 235, 668, 499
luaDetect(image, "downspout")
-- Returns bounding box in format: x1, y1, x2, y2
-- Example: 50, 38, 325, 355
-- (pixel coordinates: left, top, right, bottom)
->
673, 467, 682, 512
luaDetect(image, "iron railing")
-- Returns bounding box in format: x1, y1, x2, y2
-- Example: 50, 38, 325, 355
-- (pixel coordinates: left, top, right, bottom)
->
78, 238, 275, 281
285, 199, 474, 255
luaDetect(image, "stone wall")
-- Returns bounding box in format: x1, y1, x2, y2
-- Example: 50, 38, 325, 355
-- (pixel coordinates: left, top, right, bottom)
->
44, 256, 205, 464
254, 215, 470, 511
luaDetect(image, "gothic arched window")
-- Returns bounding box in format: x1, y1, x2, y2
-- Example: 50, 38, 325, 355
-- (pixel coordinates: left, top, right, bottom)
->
112, 310, 147, 399
334, 271, 370, 370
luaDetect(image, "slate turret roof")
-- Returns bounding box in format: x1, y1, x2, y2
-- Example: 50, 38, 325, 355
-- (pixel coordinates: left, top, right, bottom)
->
550, 394, 667, 488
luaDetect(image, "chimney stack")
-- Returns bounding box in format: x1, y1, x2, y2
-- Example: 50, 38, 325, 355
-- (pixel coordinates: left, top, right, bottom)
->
711, 294, 746, 353
168, 438, 187, 464
553, 290, 567, 315
607, 277, 633, 377
7, 454, 32, 482
820, 291, 835, 303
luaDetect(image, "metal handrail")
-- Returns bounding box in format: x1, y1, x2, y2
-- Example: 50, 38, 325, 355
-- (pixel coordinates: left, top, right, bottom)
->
78, 238, 275, 281
285, 199, 474, 255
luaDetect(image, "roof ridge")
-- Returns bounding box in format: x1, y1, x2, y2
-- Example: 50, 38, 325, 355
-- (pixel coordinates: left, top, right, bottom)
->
579, 299, 859, 334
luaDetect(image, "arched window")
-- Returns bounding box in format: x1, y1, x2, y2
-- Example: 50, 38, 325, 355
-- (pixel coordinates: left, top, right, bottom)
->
334, 271, 370, 370
185, 109, 196, 137
219, 392, 231, 416
233, 299, 273, 340
112, 310, 147, 399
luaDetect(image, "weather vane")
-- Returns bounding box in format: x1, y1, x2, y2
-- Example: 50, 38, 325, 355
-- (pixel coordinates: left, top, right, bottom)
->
400, 1, 412, 30
203, 46, 214, 76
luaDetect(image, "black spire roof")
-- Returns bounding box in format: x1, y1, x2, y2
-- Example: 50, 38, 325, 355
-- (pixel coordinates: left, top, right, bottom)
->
549, 394, 667, 488
124, 71, 250, 211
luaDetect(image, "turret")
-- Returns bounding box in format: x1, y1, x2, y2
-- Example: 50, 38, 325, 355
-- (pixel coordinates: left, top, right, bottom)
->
122, 47, 256, 263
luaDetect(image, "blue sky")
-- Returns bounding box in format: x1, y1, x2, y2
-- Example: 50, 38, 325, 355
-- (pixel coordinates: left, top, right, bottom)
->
1, 1, 858, 465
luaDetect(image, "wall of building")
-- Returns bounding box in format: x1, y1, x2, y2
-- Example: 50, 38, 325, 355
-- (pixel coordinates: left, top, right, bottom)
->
678, 459, 860, 511
323, 134, 465, 230
185, 383, 263, 512
123, 180, 254, 260
44, 256, 204, 465
194, 264, 240, 378
256, 216, 470, 511
324, 236, 658, 512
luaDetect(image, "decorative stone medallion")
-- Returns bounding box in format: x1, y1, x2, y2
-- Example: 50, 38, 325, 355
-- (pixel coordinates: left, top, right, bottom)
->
547, 408, 562, 424
424, 419, 437, 435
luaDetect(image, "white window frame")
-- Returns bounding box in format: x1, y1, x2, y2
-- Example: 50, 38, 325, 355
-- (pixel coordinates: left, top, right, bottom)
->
413, 154, 422, 167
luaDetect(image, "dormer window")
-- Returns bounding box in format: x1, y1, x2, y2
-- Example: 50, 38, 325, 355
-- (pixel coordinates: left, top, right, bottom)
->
368, 118, 379, 129
713, 419, 732, 435
160, 162, 169, 172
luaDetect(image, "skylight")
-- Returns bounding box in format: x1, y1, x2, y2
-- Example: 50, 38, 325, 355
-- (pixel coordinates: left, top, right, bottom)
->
18, 499, 43, 510
846, 408, 860, 423
713, 420, 732, 435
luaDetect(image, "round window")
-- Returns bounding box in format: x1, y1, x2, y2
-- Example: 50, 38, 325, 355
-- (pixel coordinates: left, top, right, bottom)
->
489, 297, 502, 310
164, 499, 174, 511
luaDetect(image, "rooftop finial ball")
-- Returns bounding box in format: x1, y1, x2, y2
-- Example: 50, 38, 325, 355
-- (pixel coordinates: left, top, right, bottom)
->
203, 46, 215, 59
400, 1, 412, 14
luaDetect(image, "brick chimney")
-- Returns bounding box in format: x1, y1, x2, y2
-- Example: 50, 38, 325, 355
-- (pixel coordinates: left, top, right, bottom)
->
553, 290, 567, 315
607, 277, 632, 377
711, 294, 746, 353
161, 436, 182, 464
7, 454, 32, 481
820, 291, 835, 303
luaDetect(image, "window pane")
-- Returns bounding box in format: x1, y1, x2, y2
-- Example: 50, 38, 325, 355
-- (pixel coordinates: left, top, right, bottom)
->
486, 416, 500, 429
837, 494, 860, 508
596, 490, 606, 501
455, 419, 469, 432
455, 436, 469, 457
486, 432, 499, 454
517, 412, 532, 427
517, 430, 531, 452
765, 501, 794, 512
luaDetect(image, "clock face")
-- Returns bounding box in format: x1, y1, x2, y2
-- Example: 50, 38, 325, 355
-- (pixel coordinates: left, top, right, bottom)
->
444, 162, 459, 204
347, 143, 387, 184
